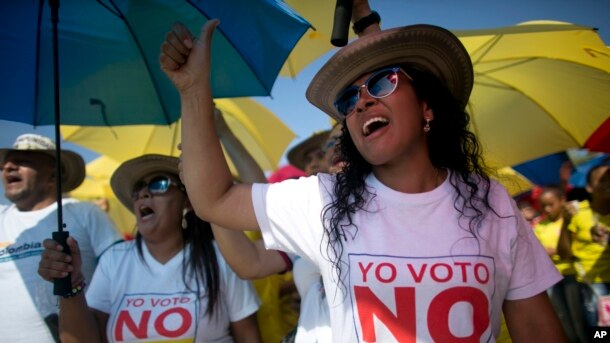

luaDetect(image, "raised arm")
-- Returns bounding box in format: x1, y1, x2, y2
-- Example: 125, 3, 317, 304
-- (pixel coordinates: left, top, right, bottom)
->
160, 21, 258, 231
211, 108, 289, 278
211, 224, 289, 279
214, 107, 266, 184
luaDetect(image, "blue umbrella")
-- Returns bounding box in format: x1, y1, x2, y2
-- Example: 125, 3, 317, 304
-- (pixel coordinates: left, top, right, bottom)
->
0, 0, 310, 126
0, 0, 309, 295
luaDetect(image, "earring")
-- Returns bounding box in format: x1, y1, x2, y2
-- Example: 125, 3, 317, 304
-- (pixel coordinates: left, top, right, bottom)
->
181, 208, 189, 230
423, 118, 431, 133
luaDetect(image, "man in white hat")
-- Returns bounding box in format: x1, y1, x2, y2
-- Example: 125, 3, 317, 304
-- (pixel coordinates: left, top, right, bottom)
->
0, 134, 122, 343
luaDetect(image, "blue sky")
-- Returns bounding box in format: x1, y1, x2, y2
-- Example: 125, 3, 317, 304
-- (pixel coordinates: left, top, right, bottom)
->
1, 0, 609, 203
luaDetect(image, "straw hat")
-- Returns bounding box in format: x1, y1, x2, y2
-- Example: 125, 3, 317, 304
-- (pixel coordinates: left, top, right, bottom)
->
286, 130, 331, 171
0, 134, 85, 192
306, 24, 473, 121
110, 154, 180, 212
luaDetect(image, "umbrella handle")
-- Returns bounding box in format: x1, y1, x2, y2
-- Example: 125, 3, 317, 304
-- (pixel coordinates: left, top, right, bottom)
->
52, 230, 72, 296
330, 0, 352, 47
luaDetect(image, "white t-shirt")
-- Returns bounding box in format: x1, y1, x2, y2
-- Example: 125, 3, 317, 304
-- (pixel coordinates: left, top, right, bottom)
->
86, 240, 260, 343
292, 256, 331, 343
0, 199, 122, 343
253, 172, 561, 342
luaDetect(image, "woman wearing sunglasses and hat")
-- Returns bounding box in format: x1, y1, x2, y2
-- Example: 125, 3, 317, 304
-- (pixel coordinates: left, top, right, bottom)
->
38, 154, 261, 343
160, 2, 565, 341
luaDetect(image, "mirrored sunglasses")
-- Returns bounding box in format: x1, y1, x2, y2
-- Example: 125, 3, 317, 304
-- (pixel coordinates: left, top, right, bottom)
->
334, 66, 412, 117
131, 175, 184, 201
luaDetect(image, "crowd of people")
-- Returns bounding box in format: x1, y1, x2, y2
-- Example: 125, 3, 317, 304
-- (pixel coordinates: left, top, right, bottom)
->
1, 0, 609, 342
515, 160, 610, 342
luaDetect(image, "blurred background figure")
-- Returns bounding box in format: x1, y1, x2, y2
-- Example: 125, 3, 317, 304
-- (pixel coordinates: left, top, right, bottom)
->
534, 186, 587, 342
558, 163, 610, 330
287, 130, 331, 176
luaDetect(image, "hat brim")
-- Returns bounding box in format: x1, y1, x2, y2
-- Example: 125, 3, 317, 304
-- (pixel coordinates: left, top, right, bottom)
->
110, 154, 180, 212
306, 24, 473, 121
0, 148, 85, 193
286, 130, 331, 171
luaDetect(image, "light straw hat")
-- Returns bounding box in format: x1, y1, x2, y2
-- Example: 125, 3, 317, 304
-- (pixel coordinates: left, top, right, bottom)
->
306, 24, 473, 121
286, 130, 331, 171
110, 154, 180, 212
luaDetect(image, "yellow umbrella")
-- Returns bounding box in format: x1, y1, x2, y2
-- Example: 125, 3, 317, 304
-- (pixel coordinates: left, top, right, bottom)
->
455, 21, 610, 167
69, 156, 135, 237
493, 167, 535, 197
61, 98, 295, 173
280, 0, 355, 77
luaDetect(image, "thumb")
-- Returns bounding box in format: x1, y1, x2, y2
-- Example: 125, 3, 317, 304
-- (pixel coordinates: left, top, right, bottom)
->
200, 19, 220, 44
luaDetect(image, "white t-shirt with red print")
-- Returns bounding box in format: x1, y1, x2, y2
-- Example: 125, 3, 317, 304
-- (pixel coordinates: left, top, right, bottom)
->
252, 172, 560, 342
86, 241, 260, 343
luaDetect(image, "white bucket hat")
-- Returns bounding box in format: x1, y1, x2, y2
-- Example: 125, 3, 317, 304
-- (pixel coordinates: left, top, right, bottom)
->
0, 134, 85, 192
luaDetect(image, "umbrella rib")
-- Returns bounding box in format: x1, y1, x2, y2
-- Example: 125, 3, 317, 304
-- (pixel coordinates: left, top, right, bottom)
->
473, 74, 581, 147
103, 0, 173, 124
95, 0, 121, 17
469, 34, 504, 65
476, 57, 539, 75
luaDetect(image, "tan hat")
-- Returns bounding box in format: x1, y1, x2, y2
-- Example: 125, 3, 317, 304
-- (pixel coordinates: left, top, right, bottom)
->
110, 154, 180, 212
286, 130, 331, 171
306, 24, 473, 121
0, 134, 85, 193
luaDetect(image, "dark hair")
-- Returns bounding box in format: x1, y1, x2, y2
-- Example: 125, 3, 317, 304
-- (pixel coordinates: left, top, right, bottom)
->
321, 65, 493, 292
539, 184, 565, 199
586, 163, 610, 188
135, 177, 220, 317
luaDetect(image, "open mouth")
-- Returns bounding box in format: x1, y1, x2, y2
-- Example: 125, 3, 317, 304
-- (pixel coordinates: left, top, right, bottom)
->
5, 174, 22, 185
138, 205, 154, 219
362, 117, 389, 137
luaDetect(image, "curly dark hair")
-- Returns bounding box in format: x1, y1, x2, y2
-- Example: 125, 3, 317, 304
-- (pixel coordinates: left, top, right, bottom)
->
321, 65, 494, 292
135, 178, 220, 318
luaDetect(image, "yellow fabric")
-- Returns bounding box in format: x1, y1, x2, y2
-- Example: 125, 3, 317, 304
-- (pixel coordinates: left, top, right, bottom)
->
280, 0, 355, 77
61, 98, 295, 173
496, 314, 512, 342
454, 21, 610, 167
567, 201, 610, 282
244, 231, 297, 342
494, 167, 534, 196
69, 156, 134, 236
533, 217, 575, 275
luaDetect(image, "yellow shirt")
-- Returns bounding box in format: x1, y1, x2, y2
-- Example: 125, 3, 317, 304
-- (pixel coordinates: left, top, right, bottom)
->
534, 217, 575, 275
567, 201, 610, 283
245, 231, 297, 342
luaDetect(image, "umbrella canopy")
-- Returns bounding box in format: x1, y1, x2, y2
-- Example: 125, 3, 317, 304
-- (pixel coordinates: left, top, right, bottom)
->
455, 21, 610, 167
69, 156, 135, 237
0, 0, 310, 126
280, 0, 354, 77
61, 98, 295, 173
494, 167, 534, 197
585, 117, 610, 153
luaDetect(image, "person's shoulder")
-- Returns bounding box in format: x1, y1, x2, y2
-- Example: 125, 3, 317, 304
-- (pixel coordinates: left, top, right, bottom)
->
100, 240, 135, 259
0, 203, 10, 214
63, 198, 94, 209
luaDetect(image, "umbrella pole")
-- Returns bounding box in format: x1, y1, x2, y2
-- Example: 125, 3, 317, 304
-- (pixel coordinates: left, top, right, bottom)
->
49, 0, 72, 296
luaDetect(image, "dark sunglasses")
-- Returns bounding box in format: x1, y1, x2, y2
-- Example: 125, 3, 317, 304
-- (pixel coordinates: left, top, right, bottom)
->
131, 175, 184, 201
334, 66, 413, 117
